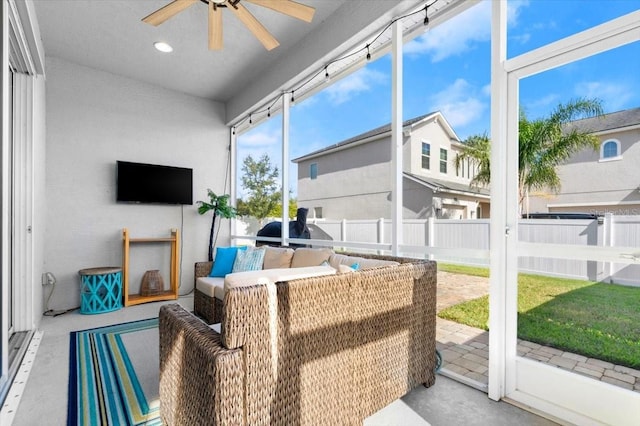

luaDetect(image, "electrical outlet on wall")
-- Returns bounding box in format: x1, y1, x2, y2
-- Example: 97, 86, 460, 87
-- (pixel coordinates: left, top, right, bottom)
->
41, 272, 56, 286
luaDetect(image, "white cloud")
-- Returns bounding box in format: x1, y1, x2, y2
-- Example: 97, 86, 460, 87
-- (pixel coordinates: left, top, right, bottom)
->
574, 81, 633, 111
236, 131, 282, 198
526, 93, 561, 110
405, 3, 490, 62
323, 67, 387, 105
507, 0, 530, 27
239, 126, 280, 148
293, 94, 319, 110
511, 33, 531, 45
405, 0, 529, 61
237, 121, 318, 198
236, 122, 284, 197
428, 78, 487, 128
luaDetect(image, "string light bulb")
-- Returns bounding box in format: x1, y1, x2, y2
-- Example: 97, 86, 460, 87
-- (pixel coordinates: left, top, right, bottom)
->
236, 4, 436, 130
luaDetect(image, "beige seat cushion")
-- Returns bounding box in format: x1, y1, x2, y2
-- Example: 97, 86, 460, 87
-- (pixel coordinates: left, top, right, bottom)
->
263, 247, 295, 269
290, 248, 334, 268
328, 253, 399, 270
224, 265, 336, 293
195, 277, 225, 300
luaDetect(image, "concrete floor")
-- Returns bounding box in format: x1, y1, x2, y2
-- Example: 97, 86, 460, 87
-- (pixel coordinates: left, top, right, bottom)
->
365, 375, 556, 426
7, 295, 557, 425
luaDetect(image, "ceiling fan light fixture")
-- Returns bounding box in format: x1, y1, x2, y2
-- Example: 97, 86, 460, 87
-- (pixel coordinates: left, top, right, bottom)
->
154, 41, 174, 53
143, 0, 315, 51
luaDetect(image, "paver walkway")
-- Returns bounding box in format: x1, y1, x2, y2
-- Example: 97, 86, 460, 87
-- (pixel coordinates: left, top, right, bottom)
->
435, 271, 640, 393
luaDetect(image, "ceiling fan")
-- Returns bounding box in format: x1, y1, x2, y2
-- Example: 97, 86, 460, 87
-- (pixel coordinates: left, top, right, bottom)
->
142, 0, 316, 51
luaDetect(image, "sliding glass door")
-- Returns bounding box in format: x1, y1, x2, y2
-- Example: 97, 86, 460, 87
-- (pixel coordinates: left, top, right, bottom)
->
0, 1, 12, 397
7, 65, 13, 336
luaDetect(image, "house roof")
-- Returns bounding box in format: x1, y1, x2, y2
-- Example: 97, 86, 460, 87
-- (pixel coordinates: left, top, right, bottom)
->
292, 111, 458, 162
404, 172, 491, 199
566, 107, 640, 134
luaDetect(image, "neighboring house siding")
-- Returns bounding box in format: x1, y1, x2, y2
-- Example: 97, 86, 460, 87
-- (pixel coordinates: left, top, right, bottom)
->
297, 138, 392, 220
406, 118, 473, 186
529, 125, 640, 215
296, 112, 489, 220
404, 178, 435, 218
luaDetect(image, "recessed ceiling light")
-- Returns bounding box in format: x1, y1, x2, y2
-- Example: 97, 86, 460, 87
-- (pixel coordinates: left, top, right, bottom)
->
154, 42, 173, 53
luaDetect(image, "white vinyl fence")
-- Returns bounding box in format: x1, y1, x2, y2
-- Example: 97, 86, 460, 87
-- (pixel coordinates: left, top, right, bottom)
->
304, 214, 640, 286
235, 214, 639, 286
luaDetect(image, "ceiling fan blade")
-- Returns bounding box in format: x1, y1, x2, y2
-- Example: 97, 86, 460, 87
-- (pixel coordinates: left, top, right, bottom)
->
244, 0, 315, 23
142, 0, 198, 26
208, 2, 223, 50
228, 2, 279, 50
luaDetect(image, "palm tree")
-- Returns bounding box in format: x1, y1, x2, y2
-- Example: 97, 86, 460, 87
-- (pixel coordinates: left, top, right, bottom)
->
456, 98, 603, 213
197, 189, 237, 261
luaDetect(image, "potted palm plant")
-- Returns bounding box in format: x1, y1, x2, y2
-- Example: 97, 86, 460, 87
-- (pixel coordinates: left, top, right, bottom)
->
197, 189, 237, 261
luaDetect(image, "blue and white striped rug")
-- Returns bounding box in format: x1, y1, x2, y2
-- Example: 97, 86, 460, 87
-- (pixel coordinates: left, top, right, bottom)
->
68, 318, 161, 425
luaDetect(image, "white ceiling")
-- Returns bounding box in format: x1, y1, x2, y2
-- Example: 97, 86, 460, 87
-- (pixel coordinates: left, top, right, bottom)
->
32, 0, 347, 102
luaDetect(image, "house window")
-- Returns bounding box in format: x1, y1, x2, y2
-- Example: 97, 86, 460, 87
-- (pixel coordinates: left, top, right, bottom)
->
314, 207, 323, 219
440, 148, 447, 173
421, 142, 430, 170
600, 139, 621, 160
310, 163, 318, 179
457, 157, 466, 178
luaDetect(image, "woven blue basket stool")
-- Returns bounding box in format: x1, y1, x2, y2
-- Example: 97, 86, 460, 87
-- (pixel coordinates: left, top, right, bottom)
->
78, 267, 123, 314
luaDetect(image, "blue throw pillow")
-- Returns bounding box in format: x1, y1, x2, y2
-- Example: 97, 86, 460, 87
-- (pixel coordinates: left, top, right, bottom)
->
210, 246, 247, 277
232, 247, 266, 273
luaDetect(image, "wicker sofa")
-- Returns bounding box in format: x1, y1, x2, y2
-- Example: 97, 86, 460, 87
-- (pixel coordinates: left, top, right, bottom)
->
159, 251, 437, 425
193, 247, 406, 325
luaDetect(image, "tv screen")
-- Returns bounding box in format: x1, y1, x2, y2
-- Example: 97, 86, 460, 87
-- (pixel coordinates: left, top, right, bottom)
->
116, 161, 193, 205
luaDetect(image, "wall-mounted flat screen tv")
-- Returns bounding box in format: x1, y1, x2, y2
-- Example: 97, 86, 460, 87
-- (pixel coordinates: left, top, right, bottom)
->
116, 161, 193, 205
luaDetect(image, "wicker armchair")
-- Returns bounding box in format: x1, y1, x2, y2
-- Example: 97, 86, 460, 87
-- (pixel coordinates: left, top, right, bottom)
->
160, 254, 437, 425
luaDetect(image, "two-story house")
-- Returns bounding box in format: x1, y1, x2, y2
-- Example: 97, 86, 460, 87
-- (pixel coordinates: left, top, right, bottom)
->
293, 112, 490, 220
528, 107, 640, 215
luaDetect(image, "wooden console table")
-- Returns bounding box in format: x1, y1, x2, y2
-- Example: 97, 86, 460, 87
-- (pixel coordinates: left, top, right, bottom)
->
122, 228, 179, 306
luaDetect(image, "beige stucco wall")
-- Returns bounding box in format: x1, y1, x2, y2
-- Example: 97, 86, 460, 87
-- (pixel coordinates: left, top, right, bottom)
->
297, 137, 392, 219
528, 127, 640, 214
44, 57, 229, 310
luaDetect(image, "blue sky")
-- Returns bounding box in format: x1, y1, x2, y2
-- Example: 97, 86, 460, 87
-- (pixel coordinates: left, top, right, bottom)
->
237, 0, 639, 198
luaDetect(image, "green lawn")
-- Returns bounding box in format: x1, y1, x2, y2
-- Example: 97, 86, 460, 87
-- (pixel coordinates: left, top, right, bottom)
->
438, 270, 640, 369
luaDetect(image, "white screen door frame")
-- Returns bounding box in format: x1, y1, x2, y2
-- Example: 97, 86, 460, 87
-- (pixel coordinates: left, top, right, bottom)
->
489, 4, 640, 424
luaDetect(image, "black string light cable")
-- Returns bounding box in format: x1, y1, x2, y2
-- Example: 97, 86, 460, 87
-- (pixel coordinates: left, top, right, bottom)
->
232, 2, 433, 132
